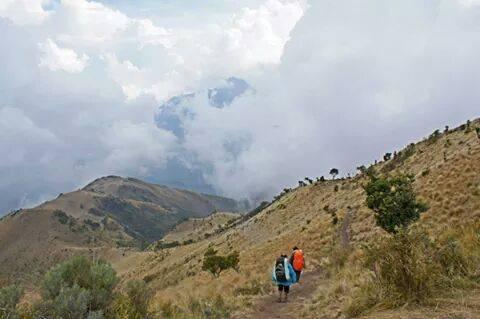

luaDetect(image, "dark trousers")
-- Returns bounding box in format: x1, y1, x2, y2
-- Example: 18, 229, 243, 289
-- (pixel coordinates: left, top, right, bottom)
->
295, 270, 302, 282
278, 285, 290, 293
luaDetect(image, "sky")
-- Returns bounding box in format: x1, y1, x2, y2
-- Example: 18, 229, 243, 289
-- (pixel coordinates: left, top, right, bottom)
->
0, 0, 479, 215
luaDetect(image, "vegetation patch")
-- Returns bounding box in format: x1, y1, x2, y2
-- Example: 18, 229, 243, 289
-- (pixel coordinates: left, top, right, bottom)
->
202, 247, 239, 277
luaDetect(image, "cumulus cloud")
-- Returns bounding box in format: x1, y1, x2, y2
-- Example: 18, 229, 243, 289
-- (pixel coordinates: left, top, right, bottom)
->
0, 0, 50, 26
49, 0, 130, 44
38, 38, 89, 73
161, 0, 480, 201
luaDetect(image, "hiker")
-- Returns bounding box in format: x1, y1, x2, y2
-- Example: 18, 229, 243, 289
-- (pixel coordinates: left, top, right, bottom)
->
289, 246, 305, 282
272, 254, 297, 303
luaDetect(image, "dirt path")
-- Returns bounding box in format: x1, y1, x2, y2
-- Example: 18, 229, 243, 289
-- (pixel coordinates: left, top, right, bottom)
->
234, 270, 326, 319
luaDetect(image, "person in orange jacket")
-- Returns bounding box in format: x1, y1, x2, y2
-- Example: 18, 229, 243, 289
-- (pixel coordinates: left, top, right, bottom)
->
289, 246, 305, 282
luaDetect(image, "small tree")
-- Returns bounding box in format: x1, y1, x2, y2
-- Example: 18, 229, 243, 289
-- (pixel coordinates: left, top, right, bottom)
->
304, 177, 313, 185
329, 168, 339, 180
364, 174, 427, 234
202, 248, 239, 277
357, 165, 367, 174
465, 120, 472, 133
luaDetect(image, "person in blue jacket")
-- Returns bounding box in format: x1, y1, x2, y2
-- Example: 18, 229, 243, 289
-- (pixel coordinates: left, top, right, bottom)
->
272, 254, 297, 303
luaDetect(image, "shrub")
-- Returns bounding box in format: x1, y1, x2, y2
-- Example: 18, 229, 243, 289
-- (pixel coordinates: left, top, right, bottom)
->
38, 256, 118, 318
364, 174, 427, 233
364, 229, 438, 303
52, 285, 91, 319
0, 285, 23, 319
357, 165, 367, 174
53, 209, 70, 224
427, 129, 441, 144
111, 280, 153, 319
465, 120, 472, 133
202, 248, 240, 277
84, 219, 101, 230
421, 169, 430, 177
126, 280, 152, 317
382, 144, 415, 172
149, 240, 181, 251
347, 225, 480, 317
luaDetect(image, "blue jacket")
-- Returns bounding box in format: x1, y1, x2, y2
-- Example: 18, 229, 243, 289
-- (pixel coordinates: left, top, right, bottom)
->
272, 258, 297, 286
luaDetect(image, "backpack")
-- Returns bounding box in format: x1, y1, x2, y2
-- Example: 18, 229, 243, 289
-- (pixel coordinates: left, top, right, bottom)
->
292, 250, 305, 271
275, 258, 287, 281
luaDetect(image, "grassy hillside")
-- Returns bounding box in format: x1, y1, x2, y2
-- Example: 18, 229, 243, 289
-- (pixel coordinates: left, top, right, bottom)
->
0, 176, 241, 285
111, 118, 480, 318
160, 212, 240, 245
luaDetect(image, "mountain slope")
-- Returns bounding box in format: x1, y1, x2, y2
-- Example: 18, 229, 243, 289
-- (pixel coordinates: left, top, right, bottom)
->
0, 176, 241, 284
114, 118, 480, 318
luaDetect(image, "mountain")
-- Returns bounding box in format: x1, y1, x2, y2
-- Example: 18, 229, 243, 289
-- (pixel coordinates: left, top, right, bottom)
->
0, 176, 241, 284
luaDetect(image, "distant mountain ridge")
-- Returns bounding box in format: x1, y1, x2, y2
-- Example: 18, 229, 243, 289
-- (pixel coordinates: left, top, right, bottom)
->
0, 176, 243, 283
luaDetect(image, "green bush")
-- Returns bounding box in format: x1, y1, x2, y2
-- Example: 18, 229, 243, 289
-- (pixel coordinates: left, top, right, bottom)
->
52, 285, 91, 319
0, 285, 23, 319
364, 174, 427, 233
202, 248, 239, 277
53, 209, 70, 224
37, 256, 118, 318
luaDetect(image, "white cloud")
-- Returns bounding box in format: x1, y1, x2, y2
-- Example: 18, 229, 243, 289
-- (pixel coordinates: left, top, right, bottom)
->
221, 0, 307, 68
459, 0, 480, 7
3, 0, 480, 214
136, 19, 175, 49
50, 0, 130, 44
0, 0, 50, 26
98, 0, 307, 101
38, 38, 89, 73
100, 121, 177, 174
166, 0, 480, 201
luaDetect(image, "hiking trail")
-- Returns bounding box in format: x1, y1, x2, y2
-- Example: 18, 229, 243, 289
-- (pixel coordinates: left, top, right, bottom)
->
233, 270, 327, 319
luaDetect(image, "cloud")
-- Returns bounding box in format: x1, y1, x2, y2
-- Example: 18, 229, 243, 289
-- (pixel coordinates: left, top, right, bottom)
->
0, 0, 50, 26
100, 120, 177, 173
2, 0, 480, 215
98, 0, 306, 101
38, 38, 89, 73
48, 0, 130, 44
161, 0, 480, 201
